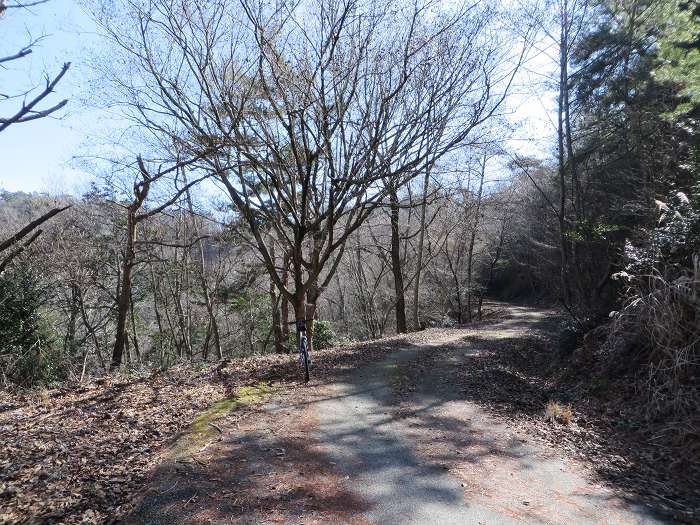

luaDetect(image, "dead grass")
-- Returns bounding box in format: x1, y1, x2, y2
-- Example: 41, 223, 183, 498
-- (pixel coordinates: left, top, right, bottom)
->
544, 400, 573, 425
606, 256, 700, 419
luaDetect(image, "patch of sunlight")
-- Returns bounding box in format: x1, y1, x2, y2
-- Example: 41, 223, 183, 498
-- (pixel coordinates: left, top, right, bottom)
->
172, 382, 275, 457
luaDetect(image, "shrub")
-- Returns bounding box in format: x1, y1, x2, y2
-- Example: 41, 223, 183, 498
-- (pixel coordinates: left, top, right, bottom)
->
0, 269, 59, 386
312, 320, 336, 350
544, 400, 573, 425
606, 259, 699, 418
602, 191, 700, 419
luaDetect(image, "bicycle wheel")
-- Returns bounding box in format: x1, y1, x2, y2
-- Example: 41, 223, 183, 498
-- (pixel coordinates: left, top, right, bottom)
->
300, 338, 310, 383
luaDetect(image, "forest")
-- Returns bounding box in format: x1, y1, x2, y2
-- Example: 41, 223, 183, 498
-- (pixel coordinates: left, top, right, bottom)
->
1, 0, 699, 523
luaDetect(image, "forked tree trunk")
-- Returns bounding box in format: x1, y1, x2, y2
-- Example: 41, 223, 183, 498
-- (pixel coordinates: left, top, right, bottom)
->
111, 155, 204, 369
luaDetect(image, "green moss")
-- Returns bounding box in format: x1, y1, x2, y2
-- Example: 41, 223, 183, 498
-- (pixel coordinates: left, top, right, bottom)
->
178, 382, 274, 453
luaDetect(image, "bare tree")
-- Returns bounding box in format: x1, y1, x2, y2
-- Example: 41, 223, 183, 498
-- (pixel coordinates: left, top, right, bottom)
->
412, 164, 432, 330
388, 180, 408, 333
522, 0, 590, 314
89, 0, 526, 348
110, 155, 208, 369
0, 0, 72, 271
0, 205, 71, 273
465, 152, 488, 322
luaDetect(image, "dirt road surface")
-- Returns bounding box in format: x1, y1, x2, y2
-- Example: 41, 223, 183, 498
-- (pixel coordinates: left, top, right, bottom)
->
130, 306, 669, 525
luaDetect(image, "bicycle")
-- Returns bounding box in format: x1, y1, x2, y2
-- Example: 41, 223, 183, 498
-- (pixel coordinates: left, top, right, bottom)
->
289, 319, 313, 382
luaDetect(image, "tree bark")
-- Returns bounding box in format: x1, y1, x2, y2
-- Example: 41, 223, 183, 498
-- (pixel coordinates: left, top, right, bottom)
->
129, 288, 140, 361
557, 2, 573, 309
111, 205, 135, 369
269, 242, 284, 353
111, 154, 205, 369
466, 154, 487, 322
281, 252, 290, 349
389, 184, 407, 333
412, 165, 431, 331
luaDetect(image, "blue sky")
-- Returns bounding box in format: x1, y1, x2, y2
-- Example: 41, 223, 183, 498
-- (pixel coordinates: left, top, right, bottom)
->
0, 0, 96, 194
0, 0, 557, 196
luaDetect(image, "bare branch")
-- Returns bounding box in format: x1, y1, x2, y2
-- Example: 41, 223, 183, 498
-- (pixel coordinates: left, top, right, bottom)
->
0, 62, 71, 133
0, 204, 71, 253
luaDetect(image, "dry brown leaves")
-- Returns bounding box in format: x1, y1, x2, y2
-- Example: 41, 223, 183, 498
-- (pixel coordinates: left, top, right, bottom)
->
0, 328, 447, 525
127, 384, 373, 525
0, 367, 227, 525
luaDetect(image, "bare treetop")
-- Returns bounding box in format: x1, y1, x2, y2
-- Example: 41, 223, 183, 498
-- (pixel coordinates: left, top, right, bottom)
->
90, 0, 526, 319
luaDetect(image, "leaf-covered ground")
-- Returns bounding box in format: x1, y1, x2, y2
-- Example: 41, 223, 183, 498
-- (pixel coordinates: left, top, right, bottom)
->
3, 305, 695, 524
0, 329, 449, 525
390, 315, 700, 524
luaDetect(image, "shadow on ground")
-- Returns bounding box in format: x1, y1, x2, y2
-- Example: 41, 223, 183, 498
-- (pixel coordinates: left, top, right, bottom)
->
429, 310, 697, 524
127, 305, 691, 524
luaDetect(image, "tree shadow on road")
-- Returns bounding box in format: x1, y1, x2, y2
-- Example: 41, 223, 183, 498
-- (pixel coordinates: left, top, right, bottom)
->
126, 308, 691, 524
434, 326, 696, 524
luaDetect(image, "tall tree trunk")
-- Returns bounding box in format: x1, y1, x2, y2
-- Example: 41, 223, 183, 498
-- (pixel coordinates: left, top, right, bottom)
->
281, 252, 290, 349
129, 288, 140, 361
111, 207, 136, 369
466, 154, 487, 322
557, 3, 573, 309
389, 184, 407, 333
306, 282, 319, 352
412, 165, 431, 331
109, 155, 200, 368
269, 242, 284, 353
293, 288, 306, 351
199, 247, 221, 359
304, 232, 324, 352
